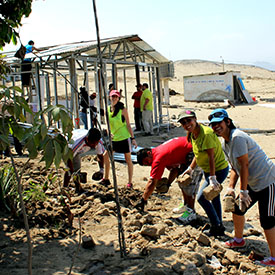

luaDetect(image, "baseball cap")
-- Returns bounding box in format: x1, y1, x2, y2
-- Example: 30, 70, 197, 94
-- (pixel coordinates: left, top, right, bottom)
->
177, 110, 196, 122
109, 90, 121, 97
208, 108, 229, 124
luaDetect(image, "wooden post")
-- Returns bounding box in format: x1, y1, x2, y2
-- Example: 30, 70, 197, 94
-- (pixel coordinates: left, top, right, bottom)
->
156, 67, 162, 124
135, 64, 140, 85
34, 63, 42, 112
69, 57, 79, 128
123, 69, 128, 110
45, 73, 51, 125
151, 67, 157, 125
64, 74, 69, 110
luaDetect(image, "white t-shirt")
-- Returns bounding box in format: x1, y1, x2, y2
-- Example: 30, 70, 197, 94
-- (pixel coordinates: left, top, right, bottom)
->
223, 129, 275, 191
70, 129, 104, 157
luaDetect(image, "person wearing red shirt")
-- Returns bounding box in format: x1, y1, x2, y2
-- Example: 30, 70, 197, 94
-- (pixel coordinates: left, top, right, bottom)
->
131, 84, 143, 131
136, 137, 203, 223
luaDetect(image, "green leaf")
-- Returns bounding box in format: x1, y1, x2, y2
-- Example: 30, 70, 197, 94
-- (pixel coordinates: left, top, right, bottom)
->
10, 86, 23, 93
51, 107, 61, 121
53, 140, 62, 168
44, 140, 54, 169
26, 137, 38, 159
0, 134, 9, 146
40, 123, 48, 139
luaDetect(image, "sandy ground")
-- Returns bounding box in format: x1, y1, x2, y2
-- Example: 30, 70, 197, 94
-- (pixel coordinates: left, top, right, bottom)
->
1, 60, 275, 274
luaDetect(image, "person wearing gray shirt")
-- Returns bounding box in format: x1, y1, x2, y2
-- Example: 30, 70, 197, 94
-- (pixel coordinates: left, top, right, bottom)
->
208, 108, 275, 267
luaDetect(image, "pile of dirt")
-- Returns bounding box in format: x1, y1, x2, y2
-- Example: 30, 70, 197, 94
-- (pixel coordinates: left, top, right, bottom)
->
1, 151, 274, 274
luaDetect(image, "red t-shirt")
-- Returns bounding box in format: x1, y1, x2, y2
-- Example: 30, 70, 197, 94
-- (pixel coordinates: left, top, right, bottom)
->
132, 90, 143, 108
150, 137, 192, 179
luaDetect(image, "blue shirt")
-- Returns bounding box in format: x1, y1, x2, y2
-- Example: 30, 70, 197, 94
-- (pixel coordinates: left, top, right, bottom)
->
24, 44, 33, 61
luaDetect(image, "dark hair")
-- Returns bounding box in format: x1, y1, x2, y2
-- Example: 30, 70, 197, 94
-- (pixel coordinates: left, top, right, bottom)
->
87, 128, 101, 143
28, 40, 34, 45
137, 148, 151, 166
224, 117, 236, 129
112, 101, 124, 118
109, 83, 114, 90
143, 83, 149, 88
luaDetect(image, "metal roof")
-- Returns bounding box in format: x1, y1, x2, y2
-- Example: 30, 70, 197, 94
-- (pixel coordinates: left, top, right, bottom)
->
2, 34, 170, 65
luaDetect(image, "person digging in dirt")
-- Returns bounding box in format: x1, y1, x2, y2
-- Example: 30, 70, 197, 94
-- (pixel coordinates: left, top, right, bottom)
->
63, 128, 110, 193
135, 137, 203, 223
209, 108, 275, 267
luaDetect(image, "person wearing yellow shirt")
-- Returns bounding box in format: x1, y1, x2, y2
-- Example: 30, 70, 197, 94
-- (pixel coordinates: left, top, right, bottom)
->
140, 83, 153, 136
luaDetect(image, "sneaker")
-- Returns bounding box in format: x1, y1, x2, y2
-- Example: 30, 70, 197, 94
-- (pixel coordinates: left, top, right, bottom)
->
126, 183, 133, 189
224, 238, 246, 248
99, 179, 111, 186
256, 257, 275, 267
173, 202, 186, 214
177, 207, 197, 224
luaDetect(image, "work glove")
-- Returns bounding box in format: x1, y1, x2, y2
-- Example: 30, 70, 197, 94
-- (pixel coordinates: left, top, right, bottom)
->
239, 190, 252, 211
209, 175, 220, 190
223, 187, 236, 199
224, 187, 235, 198
183, 166, 193, 177
134, 198, 147, 212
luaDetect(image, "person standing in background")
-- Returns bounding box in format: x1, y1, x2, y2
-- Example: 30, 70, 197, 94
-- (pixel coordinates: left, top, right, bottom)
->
140, 83, 153, 136
106, 90, 137, 188
132, 84, 143, 132
21, 40, 39, 87
79, 87, 89, 129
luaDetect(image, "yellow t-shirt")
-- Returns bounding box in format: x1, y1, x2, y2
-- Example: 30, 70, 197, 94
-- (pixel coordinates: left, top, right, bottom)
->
191, 124, 228, 173
140, 89, 153, 111
108, 106, 130, 141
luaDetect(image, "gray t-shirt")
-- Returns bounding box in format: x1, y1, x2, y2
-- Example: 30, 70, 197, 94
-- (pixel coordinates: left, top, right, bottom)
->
223, 129, 275, 191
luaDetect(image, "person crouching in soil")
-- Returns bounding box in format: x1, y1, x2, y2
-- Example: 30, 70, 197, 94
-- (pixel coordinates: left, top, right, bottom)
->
135, 137, 203, 222
63, 128, 110, 193
209, 108, 275, 267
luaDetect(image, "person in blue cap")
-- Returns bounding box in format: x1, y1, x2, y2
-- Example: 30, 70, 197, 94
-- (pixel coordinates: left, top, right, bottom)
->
209, 108, 275, 267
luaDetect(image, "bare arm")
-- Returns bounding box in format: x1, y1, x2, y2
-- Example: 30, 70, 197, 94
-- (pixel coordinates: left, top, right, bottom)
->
32, 46, 40, 52
237, 153, 249, 191
142, 178, 158, 200
132, 93, 140, 100
122, 107, 137, 148
143, 98, 149, 110
189, 157, 197, 170
229, 168, 239, 189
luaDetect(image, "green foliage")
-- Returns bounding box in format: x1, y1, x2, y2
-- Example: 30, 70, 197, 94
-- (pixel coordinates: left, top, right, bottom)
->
0, 85, 74, 169
23, 182, 47, 203
0, 165, 19, 213
0, 0, 33, 48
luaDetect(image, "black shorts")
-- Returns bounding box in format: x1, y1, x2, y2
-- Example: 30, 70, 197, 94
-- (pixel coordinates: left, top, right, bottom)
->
112, 138, 131, 153
233, 183, 275, 230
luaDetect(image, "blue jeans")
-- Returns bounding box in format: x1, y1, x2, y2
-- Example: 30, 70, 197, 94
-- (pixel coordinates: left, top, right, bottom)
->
197, 166, 229, 226
79, 111, 88, 129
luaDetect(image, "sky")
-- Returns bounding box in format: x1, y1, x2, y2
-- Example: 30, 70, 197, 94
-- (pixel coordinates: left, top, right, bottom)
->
3, 0, 275, 69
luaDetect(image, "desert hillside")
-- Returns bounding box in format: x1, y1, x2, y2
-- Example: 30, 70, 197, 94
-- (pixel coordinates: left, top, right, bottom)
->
170, 60, 275, 99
